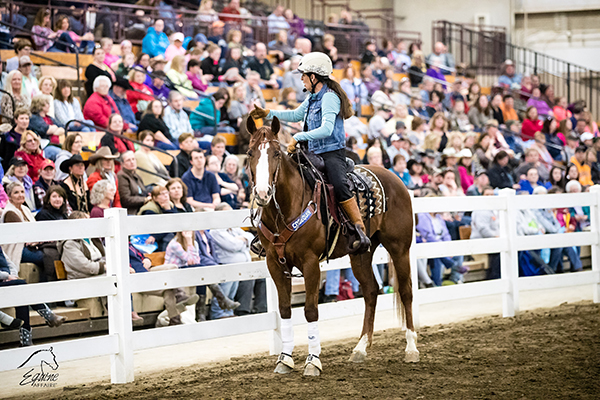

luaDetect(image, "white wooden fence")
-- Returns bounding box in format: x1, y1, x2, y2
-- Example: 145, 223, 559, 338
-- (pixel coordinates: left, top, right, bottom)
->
0, 187, 599, 383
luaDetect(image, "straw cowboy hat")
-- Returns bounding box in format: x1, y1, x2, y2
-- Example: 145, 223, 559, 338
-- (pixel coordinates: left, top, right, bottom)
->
88, 147, 120, 164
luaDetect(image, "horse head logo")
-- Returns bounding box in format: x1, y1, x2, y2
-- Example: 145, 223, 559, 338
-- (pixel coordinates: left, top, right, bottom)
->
18, 346, 59, 374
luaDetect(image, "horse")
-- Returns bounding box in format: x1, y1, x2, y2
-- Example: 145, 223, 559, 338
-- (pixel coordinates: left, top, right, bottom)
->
246, 116, 418, 376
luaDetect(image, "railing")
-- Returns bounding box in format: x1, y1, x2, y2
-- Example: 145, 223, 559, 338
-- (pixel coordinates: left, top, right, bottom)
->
432, 20, 600, 118
1, 188, 599, 383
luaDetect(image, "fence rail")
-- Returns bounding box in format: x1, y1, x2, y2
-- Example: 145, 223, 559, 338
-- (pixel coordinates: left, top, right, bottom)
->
1, 188, 599, 384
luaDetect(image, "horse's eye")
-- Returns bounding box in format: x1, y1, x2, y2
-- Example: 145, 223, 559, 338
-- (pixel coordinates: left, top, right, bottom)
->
247, 149, 253, 157
274, 150, 281, 158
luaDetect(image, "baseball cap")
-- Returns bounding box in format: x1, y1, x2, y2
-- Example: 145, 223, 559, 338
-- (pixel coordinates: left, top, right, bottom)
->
395, 121, 406, 130
580, 132, 594, 142
212, 20, 225, 28
19, 56, 32, 66
390, 133, 401, 142
9, 157, 27, 167
172, 32, 184, 42
41, 159, 55, 169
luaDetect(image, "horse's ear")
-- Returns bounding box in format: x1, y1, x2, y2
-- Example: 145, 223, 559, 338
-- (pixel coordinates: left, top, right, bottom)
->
246, 116, 257, 135
271, 116, 280, 135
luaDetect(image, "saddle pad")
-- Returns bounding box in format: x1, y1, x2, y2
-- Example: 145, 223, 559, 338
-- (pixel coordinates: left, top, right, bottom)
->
354, 166, 386, 220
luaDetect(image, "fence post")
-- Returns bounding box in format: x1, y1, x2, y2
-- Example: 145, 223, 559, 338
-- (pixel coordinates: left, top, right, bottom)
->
409, 191, 420, 329
499, 188, 519, 317
104, 208, 134, 384
266, 274, 282, 355
589, 186, 600, 303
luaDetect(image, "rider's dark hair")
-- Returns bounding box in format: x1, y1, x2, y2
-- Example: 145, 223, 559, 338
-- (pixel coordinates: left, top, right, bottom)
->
308, 73, 354, 120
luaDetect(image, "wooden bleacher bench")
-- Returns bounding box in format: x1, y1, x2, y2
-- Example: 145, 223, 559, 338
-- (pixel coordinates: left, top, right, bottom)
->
332, 69, 344, 82
40, 65, 84, 81
361, 104, 374, 117
54, 260, 67, 280
184, 100, 200, 110
144, 251, 166, 267
205, 86, 219, 94
481, 87, 492, 95
393, 73, 408, 82
0, 50, 94, 68
152, 149, 179, 166
358, 117, 368, 125
220, 132, 238, 146
261, 88, 279, 102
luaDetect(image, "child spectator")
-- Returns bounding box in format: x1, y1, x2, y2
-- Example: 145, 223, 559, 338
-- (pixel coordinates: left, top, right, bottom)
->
186, 59, 209, 92
165, 32, 186, 61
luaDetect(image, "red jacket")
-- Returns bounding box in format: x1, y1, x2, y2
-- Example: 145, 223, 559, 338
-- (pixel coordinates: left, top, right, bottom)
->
126, 82, 155, 114
83, 92, 130, 130
14, 150, 47, 183
87, 170, 122, 208
521, 118, 543, 141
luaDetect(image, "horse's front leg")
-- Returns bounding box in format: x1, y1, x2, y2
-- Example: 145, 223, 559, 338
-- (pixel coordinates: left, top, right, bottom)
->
267, 255, 295, 374
302, 255, 323, 376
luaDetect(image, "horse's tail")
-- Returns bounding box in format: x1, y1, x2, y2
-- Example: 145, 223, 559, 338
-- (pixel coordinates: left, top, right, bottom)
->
389, 260, 408, 331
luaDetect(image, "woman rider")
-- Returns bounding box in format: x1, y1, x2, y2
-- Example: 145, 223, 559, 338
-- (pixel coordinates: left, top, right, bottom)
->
250, 52, 370, 253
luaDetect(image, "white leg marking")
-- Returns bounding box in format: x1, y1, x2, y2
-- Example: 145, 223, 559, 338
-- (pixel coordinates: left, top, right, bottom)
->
255, 142, 270, 197
281, 318, 294, 355
405, 329, 420, 362
307, 321, 321, 356
352, 334, 369, 357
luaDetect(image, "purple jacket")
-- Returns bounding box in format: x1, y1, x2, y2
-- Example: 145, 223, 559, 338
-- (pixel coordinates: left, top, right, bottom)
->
426, 68, 447, 86
416, 213, 451, 243
526, 97, 553, 118
287, 16, 305, 39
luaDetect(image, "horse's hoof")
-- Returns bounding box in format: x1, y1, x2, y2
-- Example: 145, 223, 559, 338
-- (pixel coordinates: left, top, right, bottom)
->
349, 350, 367, 363
303, 364, 321, 376
405, 351, 420, 363
274, 363, 293, 374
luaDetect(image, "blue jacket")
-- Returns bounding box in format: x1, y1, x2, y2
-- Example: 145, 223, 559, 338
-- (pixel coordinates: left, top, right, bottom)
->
29, 113, 64, 139
142, 27, 170, 58
109, 91, 137, 127
518, 180, 551, 194
197, 231, 219, 266
269, 84, 345, 154
190, 97, 219, 131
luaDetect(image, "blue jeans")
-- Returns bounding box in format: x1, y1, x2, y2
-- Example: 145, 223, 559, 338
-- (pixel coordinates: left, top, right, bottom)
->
549, 247, 582, 273
22, 246, 45, 279
210, 281, 239, 319
324, 268, 360, 296
67, 120, 96, 132
429, 256, 465, 286
155, 141, 179, 151
44, 146, 62, 161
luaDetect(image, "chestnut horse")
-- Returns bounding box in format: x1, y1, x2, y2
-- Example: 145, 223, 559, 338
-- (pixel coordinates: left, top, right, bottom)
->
246, 117, 418, 376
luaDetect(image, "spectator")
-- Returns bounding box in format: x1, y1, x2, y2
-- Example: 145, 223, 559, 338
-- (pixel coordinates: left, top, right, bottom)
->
87, 147, 121, 207
293, 37, 312, 56
222, 46, 247, 84
571, 147, 594, 187
227, 82, 249, 129
549, 166, 566, 190
99, 114, 135, 155
449, 100, 472, 132
542, 117, 563, 161
190, 88, 232, 135
368, 104, 393, 140
247, 43, 278, 89
470, 186, 501, 279
0, 107, 30, 171
389, 153, 411, 186
148, 70, 170, 100
196, 0, 218, 23
34, 185, 68, 280
109, 80, 138, 132
126, 68, 155, 117
486, 119, 512, 156
54, 80, 94, 132
360, 39, 378, 65
500, 94, 519, 122
426, 112, 449, 152
206, 155, 239, 208
284, 8, 305, 40
200, 43, 223, 84
466, 171, 490, 196
220, 0, 243, 22
498, 60, 522, 87
117, 151, 150, 215
138, 100, 177, 150
186, 60, 209, 93
319, 34, 338, 64
3, 157, 35, 209
136, 130, 169, 186
540, 84, 555, 111
55, 133, 84, 182
386, 104, 413, 136
530, 131, 554, 175
419, 77, 434, 104
408, 50, 427, 87
170, 133, 195, 178
32, 159, 59, 209
488, 94, 504, 125
28, 95, 65, 149
16, 56, 38, 98
58, 154, 89, 213
280, 56, 304, 102
6, 39, 35, 73
409, 97, 430, 122
226, 29, 251, 57
142, 19, 170, 58
456, 149, 474, 193
207, 21, 228, 58
521, 105, 543, 142
390, 39, 411, 72
137, 185, 176, 250
222, 155, 247, 207
167, 177, 193, 213
426, 42, 454, 75
340, 64, 368, 114
13, 131, 46, 183
31, 8, 57, 52
163, 91, 193, 143
115, 52, 136, 79
268, 4, 290, 34
182, 149, 220, 211
210, 135, 227, 166
165, 32, 186, 62
167, 55, 198, 99
487, 151, 515, 189
361, 64, 380, 96
269, 30, 294, 62
468, 95, 492, 131
89, 179, 116, 218
466, 82, 481, 108
99, 38, 119, 68
553, 96, 572, 123
526, 87, 552, 118
84, 76, 126, 130
565, 180, 590, 232
515, 148, 549, 183
37, 76, 57, 118
518, 168, 550, 194
406, 159, 427, 189
84, 46, 117, 99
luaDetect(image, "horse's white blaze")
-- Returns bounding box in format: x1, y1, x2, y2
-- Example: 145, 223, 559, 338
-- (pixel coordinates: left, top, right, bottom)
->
405, 329, 418, 354
352, 334, 369, 356
255, 142, 270, 198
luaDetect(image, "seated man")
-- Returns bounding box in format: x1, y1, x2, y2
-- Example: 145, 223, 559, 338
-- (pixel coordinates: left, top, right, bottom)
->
244, 71, 267, 108
141, 19, 170, 58
247, 43, 279, 89
425, 41, 455, 75
164, 91, 193, 142
149, 70, 170, 100
182, 149, 220, 210
170, 133, 195, 178
268, 30, 294, 62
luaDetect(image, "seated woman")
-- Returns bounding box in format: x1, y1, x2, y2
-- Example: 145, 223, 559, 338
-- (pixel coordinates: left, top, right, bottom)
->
190, 88, 234, 137
2, 157, 35, 210
138, 100, 177, 150
84, 47, 117, 99
136, 131, 169, 187
167, 178, 193, 213
200, 44, 223, 84
206, 155, 240, 209
166, 55, 198, 99
186, 59, 209, 93
222, 47, 247, 84
59, 154, 91, 213
28, 94, 66, 155
52, 14, 95, 54
137, 185, 176, 251
89, 179, 117, 218
31, 8, 58, 52
100, 114, 135, 155
227, 82, 249, 130
222, 155, 248, 207
0, 108, 31, 172
1, 70, 30, 124
83, 76, 130, 131
117, 151, 151, 215
54, 80, 95, 132
126, 68, 155, 118
115, 52, 136, 79
1, 182, 46, 281
59, 211, 106, 280
55, 133, 84, 181
38, 76, 57, 118
87, 147, 121, 207
101, 38, 120, 69
13, 130, 47, 183
165, 32, 186, 61
35, 185, 68, 282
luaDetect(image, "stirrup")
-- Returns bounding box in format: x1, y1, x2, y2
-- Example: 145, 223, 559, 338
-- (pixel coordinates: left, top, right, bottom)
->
350, 224, 371, 254
250, 236, 266, 257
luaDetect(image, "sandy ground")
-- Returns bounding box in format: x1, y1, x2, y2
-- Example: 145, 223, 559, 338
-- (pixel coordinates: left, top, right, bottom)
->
2, 284, 598, 399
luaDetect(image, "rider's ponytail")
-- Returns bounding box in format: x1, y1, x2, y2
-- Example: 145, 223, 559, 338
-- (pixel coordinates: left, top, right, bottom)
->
324, 77, 354, 120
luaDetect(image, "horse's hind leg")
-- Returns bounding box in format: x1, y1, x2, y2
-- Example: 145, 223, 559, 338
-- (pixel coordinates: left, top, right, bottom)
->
348, 246, 378, 363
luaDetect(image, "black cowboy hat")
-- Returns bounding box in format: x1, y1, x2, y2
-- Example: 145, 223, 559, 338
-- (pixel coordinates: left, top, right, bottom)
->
60, 154, 86, 174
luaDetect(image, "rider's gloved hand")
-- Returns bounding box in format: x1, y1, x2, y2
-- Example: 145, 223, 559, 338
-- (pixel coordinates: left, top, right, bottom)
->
250, 104, 270, 120
287, 137, 298, 154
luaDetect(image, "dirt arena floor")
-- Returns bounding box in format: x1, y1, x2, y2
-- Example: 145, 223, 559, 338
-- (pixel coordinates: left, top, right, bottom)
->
9, 301, 600, 400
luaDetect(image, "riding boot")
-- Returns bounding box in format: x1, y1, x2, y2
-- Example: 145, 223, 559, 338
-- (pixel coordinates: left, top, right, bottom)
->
36, 305, 67, 328
340, 197, 371, 254
209, 284, 240, 311
19, 327, 33, 347
195, 295, 207, 322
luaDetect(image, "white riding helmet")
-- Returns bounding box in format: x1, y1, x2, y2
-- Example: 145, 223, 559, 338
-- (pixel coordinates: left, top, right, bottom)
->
296, 52, 333, 77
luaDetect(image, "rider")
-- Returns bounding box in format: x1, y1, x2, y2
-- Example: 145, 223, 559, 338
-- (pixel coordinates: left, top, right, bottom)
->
250, 52, 371, 253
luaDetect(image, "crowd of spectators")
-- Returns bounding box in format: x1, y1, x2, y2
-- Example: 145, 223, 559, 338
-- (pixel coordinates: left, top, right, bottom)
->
0, 1, 597, 344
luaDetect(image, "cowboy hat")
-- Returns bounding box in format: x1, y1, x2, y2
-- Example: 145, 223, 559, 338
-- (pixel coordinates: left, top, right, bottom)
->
88, 146, 120, 164
60, 154, 86, 174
